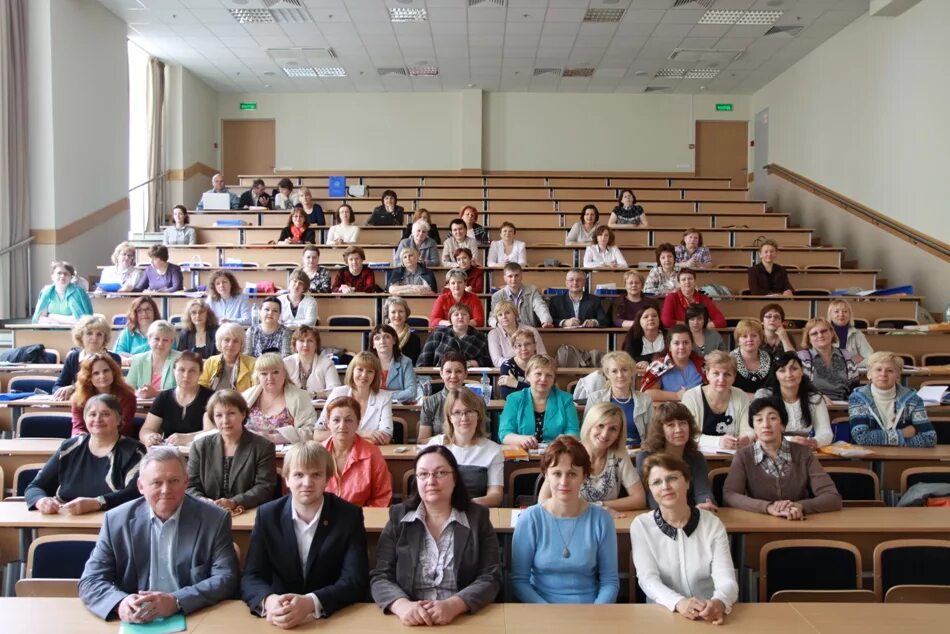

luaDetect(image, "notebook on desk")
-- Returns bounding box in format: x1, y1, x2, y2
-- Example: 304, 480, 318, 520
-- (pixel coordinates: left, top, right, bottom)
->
201, 192, 231, 210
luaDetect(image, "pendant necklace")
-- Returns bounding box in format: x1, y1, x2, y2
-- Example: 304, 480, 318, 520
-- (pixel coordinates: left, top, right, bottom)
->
554, 513, 580, 558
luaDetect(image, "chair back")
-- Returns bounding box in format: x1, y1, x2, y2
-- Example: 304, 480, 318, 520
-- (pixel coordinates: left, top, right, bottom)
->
884, 584, 950, 604
708, 467, 730, 506
27, 534, 100, 579
921, 354, 950, 367
391, 417, 407, 445
760, 539, 862, 602
402, 469, 417, 501
327, 315, 375, 327
406, 316, 429, 329
874, 539, 950, 600
8, 375, 57, 395
826, 467, 881, 505
930, 417, 950, 445
770, 589, 877, 603
16, 413, 72, 439
900, 467, 950, 494
507, 467, 542, 507
13, 464, 45, 496
15, 578, 80, 598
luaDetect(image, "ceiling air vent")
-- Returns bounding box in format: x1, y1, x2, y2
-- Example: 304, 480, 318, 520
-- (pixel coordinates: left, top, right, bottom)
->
583, 9, 625, 22
562, 67, 595, 77
674, 0, 715, 8
644, 86, 672, 93
469, 0, 506, 7
263, 0, 304, 7
271, 9, 310, 23
377, 68, 408, 77
533, 68, 562, 77
669, 48, 744, 64
765, 25, 804, 37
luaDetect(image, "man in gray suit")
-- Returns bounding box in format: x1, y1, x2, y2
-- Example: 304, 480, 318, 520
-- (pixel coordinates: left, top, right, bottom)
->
79, 446, 239, 622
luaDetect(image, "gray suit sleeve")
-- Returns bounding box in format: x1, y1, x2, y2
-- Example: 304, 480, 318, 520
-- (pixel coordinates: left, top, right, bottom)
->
172, 510, 240, 613
531, 289, 552, 324
78, 512, 130, 620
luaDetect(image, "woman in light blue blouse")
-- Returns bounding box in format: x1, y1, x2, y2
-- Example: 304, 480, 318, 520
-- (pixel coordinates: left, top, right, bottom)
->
206, 269, 251, 326
511, 436, 618, 604
369, 325, 417, 404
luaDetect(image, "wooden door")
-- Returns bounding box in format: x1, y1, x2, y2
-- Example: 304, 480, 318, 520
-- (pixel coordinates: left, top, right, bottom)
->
222, 119, 275, 185
695, 120, 748, 188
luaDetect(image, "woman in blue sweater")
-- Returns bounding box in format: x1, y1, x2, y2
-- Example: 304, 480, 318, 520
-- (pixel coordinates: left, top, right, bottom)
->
849, 351, 936, 447
499, 354, 580, 449
512, 436, 618, 604
369, 324, 417, 404
32, 260, 93, 324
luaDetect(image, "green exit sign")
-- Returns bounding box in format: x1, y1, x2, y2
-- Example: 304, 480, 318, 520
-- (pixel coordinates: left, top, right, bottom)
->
716, 103, 734, 112
239, 102, 257, 110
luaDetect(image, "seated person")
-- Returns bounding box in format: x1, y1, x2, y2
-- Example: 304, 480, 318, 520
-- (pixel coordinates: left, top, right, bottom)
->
283, 325, 341, 399
401, 208, 441, 245
26, 394, 144, 514
242, 353, 319, 444
326, 203, 360, 245
33, 260, 93, 324
488, 262, 553, 328
797, 317, 859, 400
499, 354, 580, 449
512, 437, 618, 604
498, 329, 538, 399
549, 268, 610, 328
660, 268, 726, 329
52, 316, 121, 400
245, 296, 293, 357
241, 441, 369, 626
417, 352, 468, 443
331, 246, 382, 294
730, 319, 772, 394
622, 305, 667, 367
488, 299, 546, 368
199, 322, 256, 392
274, 177, 298, 209
371, 446, 502, 624
163, 205, 196, 246
98, 241, 141, 292
207, 269, 251, 326
611, 270, 657, 329
565, 204, 600, 245
460, 205, 490, 245
674, 228, 712, 269
187, 389, 277, 510
636, 402, 715, 510
113, 296, 161, 361
442, 218, 481, 266
681, 350, 751, 452
78, 447, 240, 621
632, 454, 737, 623
453, 247, 484, 294
426, 389, 504, 507
827, 298, 874, 365
585, 351, 652, 446
70, 353, 137, 437
643, 243, 680, 297
429, 268, 485, 327
370, 325, 418, 403
177, 298, 219, 359
486, 221, 527, 267
126, 320, 181, 398
641, 325, 706, 403
539, 402, 646, 513
849, 351, 936, 447
387, 247, 437, 295
133, 244, 183, 293
139, 352, 214, 448
279, 207, 316, 245
685, 304, 725, 358
316, 352, 394, 445
760, 303, 797, 356
417, 303, 492, 369
277, 269, 318, 327
608, 189, 648, 227
583, 225, 628, 269
366, 189, 404, 226
196, 172, 239, 210
384, 296, 422, 364
723, 397, 843, 519
239, 178, 266, 209
747, 239, 794, 296
319, 396, 393, 507
298, 187, 325, 225
395, 219, 439, 266
754, 352, 833, 449
301, 245, 331, 293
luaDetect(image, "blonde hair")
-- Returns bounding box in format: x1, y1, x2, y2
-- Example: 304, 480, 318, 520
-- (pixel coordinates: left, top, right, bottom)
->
525, 354, 558, 376
111, 241, 136, 266
865, 351, 904, 376
344, 352, 382, 392
704, 350, 736, 374
733, 319, 765, 341
252, 352, 286, 382
282, 440, 336, 479
72, 315, 112, 348
580, 402, 627, 457
801, 317, 839, 349
600, 351, 636, 374
492, 299, 518, 319
827, 298, 855, 327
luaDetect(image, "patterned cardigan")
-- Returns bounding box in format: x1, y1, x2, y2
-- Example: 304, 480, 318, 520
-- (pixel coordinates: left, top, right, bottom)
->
848, 384, 936, 447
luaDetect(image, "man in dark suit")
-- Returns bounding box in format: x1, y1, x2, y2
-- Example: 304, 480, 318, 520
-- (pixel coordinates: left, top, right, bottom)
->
78, 446, 239, 622
241, 441, 368, 628
549, 268, 610, 328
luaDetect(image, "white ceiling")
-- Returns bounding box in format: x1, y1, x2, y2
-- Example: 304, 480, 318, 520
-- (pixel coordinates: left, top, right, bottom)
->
99, 0, 870, 94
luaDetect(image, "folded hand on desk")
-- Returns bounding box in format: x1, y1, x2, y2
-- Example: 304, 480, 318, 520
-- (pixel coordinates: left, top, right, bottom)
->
766, 500, 804, 521
264, 593, 316, 629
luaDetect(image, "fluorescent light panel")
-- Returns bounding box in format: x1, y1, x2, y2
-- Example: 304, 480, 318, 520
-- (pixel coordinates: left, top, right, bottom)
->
389, 7, 428, 22
408, 66, 439, 76
283, 67, 318, 77
684, 69, 719, 79
230, 9, 275, 24
583, 9, 625, 23
699, 9, 783, 26
315, 67, 347, 77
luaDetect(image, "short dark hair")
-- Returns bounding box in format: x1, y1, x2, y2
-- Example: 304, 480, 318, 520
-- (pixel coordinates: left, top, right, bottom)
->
173, 350, 204, 372
252, 178, 265, 188
541, 435, 591, 478
619, 189, 637, 204
684, 303, 709, 329
641, 453, 692, 485
405, 445, 470, 511
381, 189, 398, 202
369, 324, 402, 360
449, 218, 467, 230
440, 351, 467, 368
278, 178, 294, 190
749, 397, 789, 428
760, 303, 785, 320
581, 204, 599, 222
147, 244, 169, 261
655, 242, 675, 265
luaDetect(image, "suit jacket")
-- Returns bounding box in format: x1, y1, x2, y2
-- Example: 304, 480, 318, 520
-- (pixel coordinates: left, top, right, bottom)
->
241, 493, 369, 617
186, 430, 277, 509
548, 292, 609, 327
78, 495, 239, 619
370, 502, 501, 613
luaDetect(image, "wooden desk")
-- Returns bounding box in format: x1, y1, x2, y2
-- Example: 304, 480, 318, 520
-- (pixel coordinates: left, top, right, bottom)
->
0, 439, 63, 488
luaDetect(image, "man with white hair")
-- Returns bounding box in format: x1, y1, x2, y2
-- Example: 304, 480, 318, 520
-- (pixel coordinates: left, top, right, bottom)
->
196, 173, 239, 210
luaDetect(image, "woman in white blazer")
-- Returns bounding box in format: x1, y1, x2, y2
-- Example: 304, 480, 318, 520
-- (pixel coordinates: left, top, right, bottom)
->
277, 269, 318, 328
486, 222, 527, 267
583, 225, 628, 269
314, 352, 394, 445
282, 326, 341, 399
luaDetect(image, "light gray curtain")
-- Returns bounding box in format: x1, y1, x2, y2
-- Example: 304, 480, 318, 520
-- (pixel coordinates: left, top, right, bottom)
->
145, 57, 165, 232
0, 0, 31, 319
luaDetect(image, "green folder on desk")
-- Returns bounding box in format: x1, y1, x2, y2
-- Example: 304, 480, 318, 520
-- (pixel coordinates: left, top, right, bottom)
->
120, 613, 186, 634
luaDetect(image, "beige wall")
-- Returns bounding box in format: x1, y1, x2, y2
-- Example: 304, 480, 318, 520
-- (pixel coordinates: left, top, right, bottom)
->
166, 66, 220, 209
751, 0, 949, 239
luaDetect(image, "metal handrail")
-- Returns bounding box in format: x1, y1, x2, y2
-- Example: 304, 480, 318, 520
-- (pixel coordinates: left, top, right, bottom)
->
0, 235, 34, 257
129, 171, 166, 192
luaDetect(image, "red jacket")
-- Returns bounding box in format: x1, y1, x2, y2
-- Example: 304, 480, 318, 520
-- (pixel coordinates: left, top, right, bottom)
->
429, 291, 486, 327
661, 290, 726, 329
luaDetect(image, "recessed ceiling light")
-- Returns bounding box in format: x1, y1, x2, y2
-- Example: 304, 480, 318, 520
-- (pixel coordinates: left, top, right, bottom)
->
283, 67, 318, 77
389, 7, 428, 22
736, 10, 783, 25
562, 67, 595, 77
533, 68, 562, 77
684, 69, 719, 79
377, 67, 408, 77
229, 9, 275, 24
408, 65, 439, 76
699, 9, 783, 26
698, 10, 744, 24
655, 68, 686, 79
315, 67, 347, 77
583, 8, 625, 23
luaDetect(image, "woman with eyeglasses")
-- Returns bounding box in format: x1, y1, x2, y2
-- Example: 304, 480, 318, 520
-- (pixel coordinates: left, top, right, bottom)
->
488, 299, 546, 369
797, 317, 859, 400
113, 296, 162, 362
631, 453, 737, 624
371, 445, 502, 626
426, 388, 504, 507
53, 316, 121, 401
759, 303, 796, 357
497, 328, 538, 399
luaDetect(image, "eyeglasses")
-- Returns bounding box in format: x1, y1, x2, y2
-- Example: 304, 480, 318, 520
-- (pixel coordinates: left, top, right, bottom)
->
415, 470, 452, 481
648, 474, 683, 488
810, 328, 831, 336
449, 410, 478, 420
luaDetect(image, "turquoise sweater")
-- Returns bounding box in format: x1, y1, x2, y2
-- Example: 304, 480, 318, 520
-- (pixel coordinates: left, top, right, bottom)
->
32, 284, 93, 323
498, 387, 579, 443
